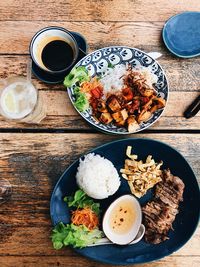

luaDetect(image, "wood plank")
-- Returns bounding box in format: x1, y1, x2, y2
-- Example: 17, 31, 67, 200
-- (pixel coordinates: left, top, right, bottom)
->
1, 152, 199, 226
0, 133, 199, 258
2, 133, 199, 158
0, 21, 165, 54
0, 133, 199, 193
0, 134, 199, 216
0, 55, 200, 92
0, 0, 199, 22
3, 142, 200, 221
0, 255, 200, 267
0, 91, 199, 130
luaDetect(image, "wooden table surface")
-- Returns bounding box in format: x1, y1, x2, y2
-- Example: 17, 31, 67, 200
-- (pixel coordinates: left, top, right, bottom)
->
0, 1, 199, 266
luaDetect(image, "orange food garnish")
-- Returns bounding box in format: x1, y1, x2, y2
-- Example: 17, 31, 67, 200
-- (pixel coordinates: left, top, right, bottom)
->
80, 78, 103, 96
71, 207, 99, 230
91, 86, 103, 99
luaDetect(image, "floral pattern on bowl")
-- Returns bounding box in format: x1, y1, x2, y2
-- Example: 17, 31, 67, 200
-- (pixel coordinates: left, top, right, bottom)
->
67, 46, 169, 134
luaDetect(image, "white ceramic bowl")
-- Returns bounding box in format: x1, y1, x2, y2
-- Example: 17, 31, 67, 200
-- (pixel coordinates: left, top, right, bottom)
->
102, 194, 142, 245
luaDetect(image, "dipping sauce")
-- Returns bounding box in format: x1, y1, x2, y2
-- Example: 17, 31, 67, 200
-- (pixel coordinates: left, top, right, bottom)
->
109, 199, 136, 235
103, 195, 142, 245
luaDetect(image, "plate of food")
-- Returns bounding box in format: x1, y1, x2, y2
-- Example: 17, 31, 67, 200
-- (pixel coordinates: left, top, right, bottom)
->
64, 46, 168, 134
50, 138, 200, 265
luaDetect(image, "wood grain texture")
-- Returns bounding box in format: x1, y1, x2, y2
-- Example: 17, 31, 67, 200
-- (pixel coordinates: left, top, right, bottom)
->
0, 56, 200, 130
0, 21, 200, 61
0, 0, 199, 266
0, 91, 199, 130
0, 55, 199, 92
0, 133, 199, 261
0, 0, 200, 22
0, 21, 166, 53
0, 21, 199, 130
0, 256, 200, 267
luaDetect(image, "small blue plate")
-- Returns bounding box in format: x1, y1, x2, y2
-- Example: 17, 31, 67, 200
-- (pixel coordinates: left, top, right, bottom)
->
163, 12, 200, 58
32, 31, 88, 84
50, 138, 200, 265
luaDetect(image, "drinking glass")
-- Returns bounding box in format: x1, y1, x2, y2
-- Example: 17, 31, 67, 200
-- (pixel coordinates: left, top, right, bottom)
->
0, 60, 46, 123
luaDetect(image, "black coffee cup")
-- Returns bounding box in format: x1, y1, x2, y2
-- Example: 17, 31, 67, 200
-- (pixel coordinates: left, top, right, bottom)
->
30, 26, 86, 78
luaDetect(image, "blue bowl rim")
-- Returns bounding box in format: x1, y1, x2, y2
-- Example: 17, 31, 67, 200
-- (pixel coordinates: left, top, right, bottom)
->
162, 11, 200, 58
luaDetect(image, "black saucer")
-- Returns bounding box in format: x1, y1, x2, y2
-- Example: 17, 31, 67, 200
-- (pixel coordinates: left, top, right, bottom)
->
32, 32, 88, 84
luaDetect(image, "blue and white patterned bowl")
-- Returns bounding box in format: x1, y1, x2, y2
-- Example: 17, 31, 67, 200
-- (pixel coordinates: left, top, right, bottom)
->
67, 46, 169, 134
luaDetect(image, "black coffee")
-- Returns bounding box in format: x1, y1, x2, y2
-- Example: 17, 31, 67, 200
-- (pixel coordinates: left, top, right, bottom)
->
41, 40, 74, 71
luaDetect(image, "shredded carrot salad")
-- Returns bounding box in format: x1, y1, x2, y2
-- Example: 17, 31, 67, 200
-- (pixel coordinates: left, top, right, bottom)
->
80, 78, 102, 94
71, 207, 99, 230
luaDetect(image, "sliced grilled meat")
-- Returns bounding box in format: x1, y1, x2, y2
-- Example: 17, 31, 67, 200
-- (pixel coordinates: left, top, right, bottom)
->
145, 230, 169, 244
142, 169, 185, 244
162, 169, 185, 200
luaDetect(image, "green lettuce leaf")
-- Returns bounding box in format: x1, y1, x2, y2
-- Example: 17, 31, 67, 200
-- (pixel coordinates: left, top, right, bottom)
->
64, 189, 100, 215
74, 92, 89, 112
70, 86, 89, 112
51, 222, 71, 250
64, 66, 89, 87
51, 222, 103, 249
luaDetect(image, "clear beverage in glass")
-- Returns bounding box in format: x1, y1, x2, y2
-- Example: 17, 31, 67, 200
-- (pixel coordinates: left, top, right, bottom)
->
0, 76, 46, 123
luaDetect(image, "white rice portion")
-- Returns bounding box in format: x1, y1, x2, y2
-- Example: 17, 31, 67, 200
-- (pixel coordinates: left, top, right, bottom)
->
100, 64, 158, 95
100, 64, 127, 94
76, 153, 121, 199
135, 66, 158, 88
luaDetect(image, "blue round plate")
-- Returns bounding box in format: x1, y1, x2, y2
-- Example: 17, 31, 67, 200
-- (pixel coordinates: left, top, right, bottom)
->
50, 138, 200, 265
162, 12, 200, 58
67, 46, 169, 134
